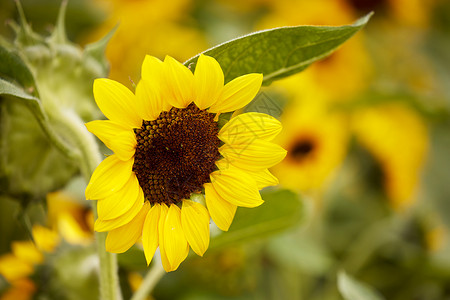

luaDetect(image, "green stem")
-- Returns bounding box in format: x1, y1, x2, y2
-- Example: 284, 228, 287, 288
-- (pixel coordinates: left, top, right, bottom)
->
130, 258, 165, 300
49, 108, 122, 300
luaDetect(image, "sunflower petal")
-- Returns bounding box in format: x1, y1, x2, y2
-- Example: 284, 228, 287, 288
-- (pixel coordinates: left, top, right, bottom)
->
181, 200, 210, 256
218, 112, 282, 144
85, 155, 134, 200
105, 202, 150, 253
142, 204, 161, 265
85, 120, 129, 150
94, 188, 144, 232
193, 54, 223, 109
204, 183, 237, 231
215, 160, 279, 189
162, 56, 194, 109
97, 175, 140, 220
157, 204, 170, 272
93, 78, 142, 128
209, 73, 262, 113
210, 168, 263, 208
219, 139, 287, 171
108, 130, 137, 161
162, 204, 189, 271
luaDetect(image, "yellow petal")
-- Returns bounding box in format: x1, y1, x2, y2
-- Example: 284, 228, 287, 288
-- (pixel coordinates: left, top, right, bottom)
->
218, 112, 282, 144
139, 55, 171, 115
162, 56, 194, 109
97, 174, 141, 220
193, 54, 224, 109
94, 188, 144, 232
108, 130, 137, 161
216, 160, 278, 189
161, 204, 189, 271
204, 183, 237, 231
158, 204, 170, 271
85, 120, 129, 150
93, 78, 142, 128
209, 73, 263, 113
105, 202, 150, 253
219, 139, 287, 171
11, 241, 42, 265
0, 254, 34, 281
210, 168, 263, 208
85, 155, 134, 200
249, 168, 279, 189
142, 203, 162, 265
135, 80, 162, 121
181, 200, 210, 256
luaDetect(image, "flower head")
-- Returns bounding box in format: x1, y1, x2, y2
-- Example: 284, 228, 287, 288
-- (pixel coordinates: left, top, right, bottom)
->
85, 54, 286, 271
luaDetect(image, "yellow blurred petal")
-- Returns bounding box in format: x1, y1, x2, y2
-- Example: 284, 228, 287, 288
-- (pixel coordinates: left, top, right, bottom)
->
11, 241, 42, 265
0, 254, 34, 282
158, 204, 170, 271
193, 54, 224, 109
106, 202, 150, 253
142, 203, 162, 265
219, 112, 282, 144
162, 56, 194, 109
32, 225, 60, 252
161, 204, 189, 271
108, 130, 137, 161
219, 139, 287, 171
97, 175, 141, 220
85, 155, 134, 200
94, 188, 144, 232
209, 73, 262, 113
93, 78, 142, 128
181, 200, 210, 256
204, 183, 237, 231
85, 120, 129, 150
211, 168, 263, 208
57, 213, 92, 245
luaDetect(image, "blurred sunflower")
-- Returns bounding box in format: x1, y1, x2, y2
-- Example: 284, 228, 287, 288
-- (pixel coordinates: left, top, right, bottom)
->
352, 103, 428, 210
85, 54, 286, 272
271, 77, 349, 191
0, 226, 58, 300
85, 0, 206, 85
256, 0, 373, 100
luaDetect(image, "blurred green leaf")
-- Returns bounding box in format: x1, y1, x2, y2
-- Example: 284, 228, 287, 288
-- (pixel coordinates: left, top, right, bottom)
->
209, 189, 303, 250
185, 13, 372, 85
0, 45, 36, 91
338, 271, 385, 300
117, 246, 147, 271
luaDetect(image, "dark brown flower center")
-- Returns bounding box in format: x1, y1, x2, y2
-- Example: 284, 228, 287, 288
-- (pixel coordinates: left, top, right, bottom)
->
290, 138, 316, 162
132, 103, 221, 205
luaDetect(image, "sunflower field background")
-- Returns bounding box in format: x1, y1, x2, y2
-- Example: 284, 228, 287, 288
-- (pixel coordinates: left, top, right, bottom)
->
1, 0, 450, 299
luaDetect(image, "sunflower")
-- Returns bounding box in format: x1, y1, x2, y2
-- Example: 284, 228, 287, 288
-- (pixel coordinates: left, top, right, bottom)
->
85, 54, 286, 272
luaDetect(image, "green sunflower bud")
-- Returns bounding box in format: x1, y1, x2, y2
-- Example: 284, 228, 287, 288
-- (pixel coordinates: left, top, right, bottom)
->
0, 1, 114, 206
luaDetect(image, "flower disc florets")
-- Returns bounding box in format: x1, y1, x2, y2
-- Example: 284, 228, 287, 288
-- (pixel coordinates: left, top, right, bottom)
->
133, 103, 220, 205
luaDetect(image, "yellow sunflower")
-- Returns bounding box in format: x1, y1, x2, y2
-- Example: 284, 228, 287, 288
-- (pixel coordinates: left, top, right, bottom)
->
85, 54, 286, 272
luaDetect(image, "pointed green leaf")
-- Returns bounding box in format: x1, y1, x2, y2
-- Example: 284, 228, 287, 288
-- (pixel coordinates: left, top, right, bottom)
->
49, 0, 69, 44
84, 24, 118, 75
338, 271, 385, 300
185, 13, 372, 85
209, 189, 303, 251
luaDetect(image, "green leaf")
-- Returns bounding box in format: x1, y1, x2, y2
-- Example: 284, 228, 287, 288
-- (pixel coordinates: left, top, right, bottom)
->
338, 271, 385, 300
0, 45, 36, 92
185, 13, 372, 85
209, 189, 303, 250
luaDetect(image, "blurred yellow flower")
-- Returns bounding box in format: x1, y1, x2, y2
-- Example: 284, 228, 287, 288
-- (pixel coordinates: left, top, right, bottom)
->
271, 77, 349, 191
47, 191, 93, 245
352, 103, 428, 210
85, 0, 207, 85
0, 278, 35, 300
32, 225, 60, 253
85, 54, 285, 272
257, 0, 373, 101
